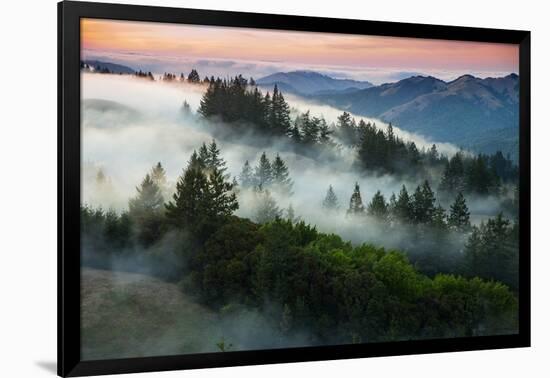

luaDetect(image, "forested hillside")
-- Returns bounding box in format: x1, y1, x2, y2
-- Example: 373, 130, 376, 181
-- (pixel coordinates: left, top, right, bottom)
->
80, 69, 520, 357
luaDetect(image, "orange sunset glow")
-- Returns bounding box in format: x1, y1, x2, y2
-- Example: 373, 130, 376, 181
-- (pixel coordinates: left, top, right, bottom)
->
81, 18, 518, 83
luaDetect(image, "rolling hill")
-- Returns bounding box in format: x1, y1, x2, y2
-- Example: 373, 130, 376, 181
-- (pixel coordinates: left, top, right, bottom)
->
257, 70, 373, 95
313, 73, 519, 159
81, 267, 218, 360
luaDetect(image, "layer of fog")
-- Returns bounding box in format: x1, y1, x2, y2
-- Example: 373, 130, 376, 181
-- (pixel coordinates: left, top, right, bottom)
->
82, 73, 508, 247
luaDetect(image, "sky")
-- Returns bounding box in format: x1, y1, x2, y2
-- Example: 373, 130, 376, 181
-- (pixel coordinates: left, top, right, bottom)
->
81, 18, 519, 84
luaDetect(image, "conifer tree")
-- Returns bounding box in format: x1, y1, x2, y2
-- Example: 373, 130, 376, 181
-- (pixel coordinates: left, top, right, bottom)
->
299, 111, 319, 145
198, 79, 221, 119
322, 185, 339, 211
465, 154, 499, 195
318, 118, 333, 145
151, 162, 167, 190
448, 192, 471, 232
285, 203, 301, 224
165, 149, 237, 237
289, 122, 302, 144
129, 173, 164, 245
270, 85, 291, 135
439, 152, 465, 193
206, 166, 239, 220
393, 185, 413, 223
150, 162, 168, 200
255, 152, 273, 188
165, 151, 209, 230
207, 139, 228, 178
129, 174, 164, 215
198, 143, 210, 167
347, 182, 365, 216
271, 153, 293, 195
254, 188, 282, 224
367, 190, 388, 220
388, 193, 397, 218
336, 112, 356, 145
431, 204, 448, 230
412, 180, 436, 224
181, 100, 192, 116
239, 160, 255, 188
408, 142, 421, 166
187, 69, 201, 83
428, 144, 439, 164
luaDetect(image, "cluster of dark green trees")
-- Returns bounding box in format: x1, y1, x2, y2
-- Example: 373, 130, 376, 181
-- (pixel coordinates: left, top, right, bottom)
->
335, 112, 434, 175
327, 181, 471, 231
239, 152, 293, 194
198, 75, 292, 136
320, 180, 518, 289
134, 70, 155, 80
197, 75, 334, 150
335, 111, 518, 186
439, 151, 518, 196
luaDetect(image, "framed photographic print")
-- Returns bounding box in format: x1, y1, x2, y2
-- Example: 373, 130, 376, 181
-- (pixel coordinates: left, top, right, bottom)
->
58, 1, 531, 376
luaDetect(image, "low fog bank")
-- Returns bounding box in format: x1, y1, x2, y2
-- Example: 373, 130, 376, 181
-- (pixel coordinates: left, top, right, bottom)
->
81, 73, 508, 245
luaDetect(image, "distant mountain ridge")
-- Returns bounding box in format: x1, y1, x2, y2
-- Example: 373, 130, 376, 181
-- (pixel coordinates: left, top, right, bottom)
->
82, 60, 135, 74
312, 73, 519, 159
257, 71, 374, 95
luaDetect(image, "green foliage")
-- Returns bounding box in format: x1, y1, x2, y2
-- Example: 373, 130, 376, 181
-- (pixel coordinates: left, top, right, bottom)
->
193, 216, 262, 305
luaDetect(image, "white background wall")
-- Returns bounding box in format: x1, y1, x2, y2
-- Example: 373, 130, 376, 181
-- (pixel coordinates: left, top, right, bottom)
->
1, 0, 547, 376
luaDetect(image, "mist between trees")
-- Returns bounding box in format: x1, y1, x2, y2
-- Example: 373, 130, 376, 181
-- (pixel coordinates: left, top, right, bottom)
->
80, 71, 519, 357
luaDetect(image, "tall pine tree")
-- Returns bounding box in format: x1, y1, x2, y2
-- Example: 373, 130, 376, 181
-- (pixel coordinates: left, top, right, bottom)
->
347, 182, 365, 216
255, 152, 273, 188
322, 185, 339, 211
367, 190, 388, 220
129, 173, 165, 245
448, 192, 471, 232
271, 153, 293, 195
239, 160, 255, 188
393, 185, 413, 223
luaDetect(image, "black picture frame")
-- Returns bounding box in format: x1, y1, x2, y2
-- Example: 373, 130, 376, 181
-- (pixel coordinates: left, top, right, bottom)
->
58, 1, 531, 376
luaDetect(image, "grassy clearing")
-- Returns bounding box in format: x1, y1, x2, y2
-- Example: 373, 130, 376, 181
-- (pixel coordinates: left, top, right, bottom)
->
81, 268, 219, 360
